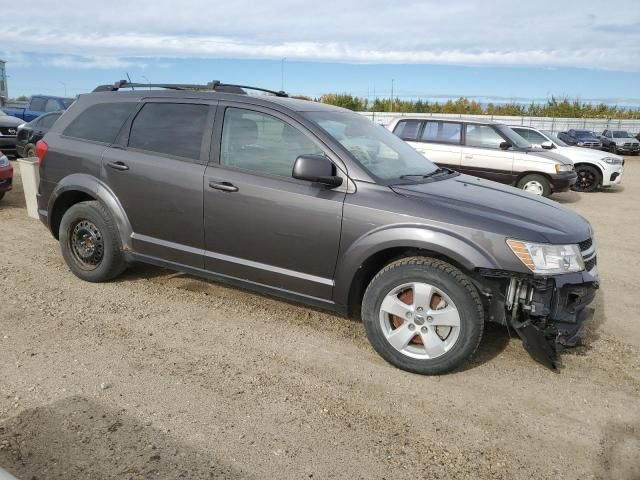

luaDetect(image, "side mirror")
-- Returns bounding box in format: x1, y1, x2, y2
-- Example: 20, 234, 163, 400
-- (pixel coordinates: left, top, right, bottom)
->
541, 141, 554, 149
499, 141, 511, 150
292, 154, 343, 187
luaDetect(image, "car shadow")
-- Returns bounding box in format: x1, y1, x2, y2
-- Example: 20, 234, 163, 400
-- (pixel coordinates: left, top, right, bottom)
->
597, 185, 625, 194
553, 191, 581, 204
0, 396, 253, 480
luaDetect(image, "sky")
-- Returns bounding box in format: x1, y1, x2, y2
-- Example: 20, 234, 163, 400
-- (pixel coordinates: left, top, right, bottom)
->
2, 0, 640, 105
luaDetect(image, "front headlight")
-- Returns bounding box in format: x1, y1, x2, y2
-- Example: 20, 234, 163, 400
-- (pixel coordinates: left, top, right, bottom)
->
17, 123, 25, 130
555, 164, 574, 173
0, 155, 9, 167
507, 239, 584, 274
601, 157, 622, 165
576, 141, 584, 146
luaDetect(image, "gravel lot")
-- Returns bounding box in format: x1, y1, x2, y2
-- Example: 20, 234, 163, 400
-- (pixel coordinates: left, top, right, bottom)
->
1, 159, 639, 479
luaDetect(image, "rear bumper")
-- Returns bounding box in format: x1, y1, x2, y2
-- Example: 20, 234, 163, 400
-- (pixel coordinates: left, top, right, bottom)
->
549, 171, 578, 192
0, 164, 13, 192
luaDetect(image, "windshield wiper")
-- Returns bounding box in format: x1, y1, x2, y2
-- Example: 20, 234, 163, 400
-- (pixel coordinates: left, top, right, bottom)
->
399, 167, 450, 180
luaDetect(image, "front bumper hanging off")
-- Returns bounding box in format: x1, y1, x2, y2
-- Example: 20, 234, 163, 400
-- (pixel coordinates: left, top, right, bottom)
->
478, 269, 599, 370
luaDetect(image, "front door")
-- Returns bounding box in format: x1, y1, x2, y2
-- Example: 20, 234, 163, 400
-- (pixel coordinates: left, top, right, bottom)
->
203, 105, 346, 301
461, 124, 514, 184
101, 100, 214, 268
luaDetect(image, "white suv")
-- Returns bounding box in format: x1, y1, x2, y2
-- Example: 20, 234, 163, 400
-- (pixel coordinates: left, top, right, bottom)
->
511, 126, 624, 192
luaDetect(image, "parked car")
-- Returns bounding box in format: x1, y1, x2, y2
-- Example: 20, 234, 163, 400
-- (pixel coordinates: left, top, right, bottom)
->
511, 126, 624, 192
15, 111, 62, 158
388, 117, 576, 197
0, 150, 13, 201
0, 110, 23, 156
35, 80, 599, 374
2, 95, 74, 122
598, 129, 640, 155
557, 130, 602, 149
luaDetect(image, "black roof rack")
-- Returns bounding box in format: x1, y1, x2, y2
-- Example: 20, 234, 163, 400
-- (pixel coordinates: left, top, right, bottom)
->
92, 80, 288, 97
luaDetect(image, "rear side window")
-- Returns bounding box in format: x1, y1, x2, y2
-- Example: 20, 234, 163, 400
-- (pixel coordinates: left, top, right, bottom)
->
393, 120, 422, 141
30, 98, 46, 111
422, 121, 462, 144
64, 102, 136, 144
128, 103, 209, 160
465, 125, 505, 149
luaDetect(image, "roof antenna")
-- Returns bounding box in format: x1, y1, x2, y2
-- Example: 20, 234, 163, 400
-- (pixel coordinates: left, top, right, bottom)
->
126, 72, 135, 91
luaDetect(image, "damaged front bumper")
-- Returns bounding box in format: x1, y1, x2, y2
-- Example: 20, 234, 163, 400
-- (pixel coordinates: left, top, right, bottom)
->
476, 267, 599, 370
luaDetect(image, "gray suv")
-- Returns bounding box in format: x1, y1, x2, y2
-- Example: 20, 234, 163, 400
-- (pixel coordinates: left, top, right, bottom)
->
35, 81, 599, 374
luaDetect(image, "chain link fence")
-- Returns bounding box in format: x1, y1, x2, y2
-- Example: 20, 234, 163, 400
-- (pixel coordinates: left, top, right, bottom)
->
359, 112, 640, 135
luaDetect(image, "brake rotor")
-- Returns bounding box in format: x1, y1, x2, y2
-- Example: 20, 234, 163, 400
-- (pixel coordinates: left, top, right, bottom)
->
390, 288, 445, 345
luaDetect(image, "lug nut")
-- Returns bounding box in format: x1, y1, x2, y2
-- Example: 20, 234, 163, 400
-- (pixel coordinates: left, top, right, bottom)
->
426, 316, 433, 322
421, 326, 428, 333
406, 312, 412, 319
408, 324, 415, 331
417, 306, 424, 312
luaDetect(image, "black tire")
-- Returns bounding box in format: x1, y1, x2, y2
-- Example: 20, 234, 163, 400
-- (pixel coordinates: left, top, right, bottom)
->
572, 165, 601, 193
362, 257, 484, 375
516, 174, 552, 197
0, 192, 4, 202
24, 144, 36, 158
59, 201, 127, 282
609, 144, 617, 154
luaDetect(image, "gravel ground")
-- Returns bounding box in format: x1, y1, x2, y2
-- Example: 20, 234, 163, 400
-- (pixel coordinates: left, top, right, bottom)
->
1, 159, 639, 480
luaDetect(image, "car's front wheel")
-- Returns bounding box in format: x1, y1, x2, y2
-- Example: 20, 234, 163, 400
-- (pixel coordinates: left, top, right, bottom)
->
572, 165, 601, 192
362, 257, 484, 375
59, 201, 127, 282
517, 174, 552, 197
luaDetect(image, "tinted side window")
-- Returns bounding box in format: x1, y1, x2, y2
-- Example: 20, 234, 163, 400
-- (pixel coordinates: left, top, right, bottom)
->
393, 120, 422, 141
525, 130, 549, 144
40, 114, 60, 129
64, 102, 137, 144
30, 98, 46, 111
128, 103, 209, 160
221, 107, 323, 178
465, 125, 504, 149
422, 121, 462, 144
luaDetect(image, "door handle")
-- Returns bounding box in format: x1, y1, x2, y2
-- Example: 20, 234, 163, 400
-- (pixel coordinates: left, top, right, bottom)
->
106, 161, 129, 171
209, 181, 238, 193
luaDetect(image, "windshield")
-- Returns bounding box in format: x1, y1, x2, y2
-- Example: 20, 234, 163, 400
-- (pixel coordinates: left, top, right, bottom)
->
494, 125, 531, 149
302, 111, 439, 182
541, 130, 569, 147
62, 98, 75, 109
612, 130, 631, 138
574, 130, 595, 138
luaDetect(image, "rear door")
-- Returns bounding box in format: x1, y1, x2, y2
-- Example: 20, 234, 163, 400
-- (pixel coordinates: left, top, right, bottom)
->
202, 104, 346, 301
101, 99, 215, 268
460, 124, 514, 184
417, 120, 462, 169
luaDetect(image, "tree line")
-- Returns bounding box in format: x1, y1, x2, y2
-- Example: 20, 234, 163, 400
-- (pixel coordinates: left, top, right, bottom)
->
315, 93, 640, 119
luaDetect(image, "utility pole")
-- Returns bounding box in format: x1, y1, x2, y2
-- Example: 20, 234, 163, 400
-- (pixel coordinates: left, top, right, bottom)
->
391, 79, 394, 112
281, 57, 287, 91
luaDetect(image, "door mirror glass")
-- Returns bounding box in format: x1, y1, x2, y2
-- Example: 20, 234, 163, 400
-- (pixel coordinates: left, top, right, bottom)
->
499, 141, 511, 150
541, 141, 554, 149
292, 155, 343, 187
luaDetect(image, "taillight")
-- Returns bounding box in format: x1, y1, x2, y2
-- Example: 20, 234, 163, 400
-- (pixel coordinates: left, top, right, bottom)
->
35, 140, 48, 165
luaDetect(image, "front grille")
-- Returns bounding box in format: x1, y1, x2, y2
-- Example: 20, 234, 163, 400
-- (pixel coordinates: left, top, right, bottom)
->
582, 142, 600, 148
579, 237, 596, 273
578, 238, 592, 251
0, 126, 17, 136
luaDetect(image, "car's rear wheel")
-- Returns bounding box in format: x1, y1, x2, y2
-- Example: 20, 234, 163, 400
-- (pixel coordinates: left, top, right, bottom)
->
572, 165, 601, 192
24, 144, 36, 158
362, 257, 484, 375
517, 174, 551, 197
59, 201, 127, 282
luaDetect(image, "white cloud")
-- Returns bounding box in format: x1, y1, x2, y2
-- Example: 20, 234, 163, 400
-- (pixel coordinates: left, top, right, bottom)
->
1, 0, 640, 71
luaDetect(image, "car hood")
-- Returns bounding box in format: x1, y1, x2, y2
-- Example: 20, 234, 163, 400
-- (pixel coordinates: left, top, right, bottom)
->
559, 146, 623, 162
516, 148, 573, 165
391, 174, 591, 244
0, 115, 24, 128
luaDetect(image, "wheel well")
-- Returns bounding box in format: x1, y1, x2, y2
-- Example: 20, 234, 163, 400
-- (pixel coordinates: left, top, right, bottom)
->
515, 171, 552, 186
574, 162, 603, 179
50, 190, 96, 239
346, 247, 471, 319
